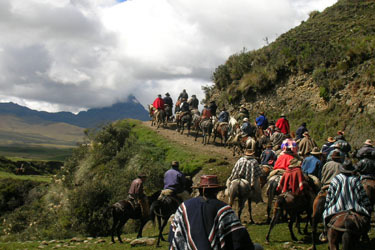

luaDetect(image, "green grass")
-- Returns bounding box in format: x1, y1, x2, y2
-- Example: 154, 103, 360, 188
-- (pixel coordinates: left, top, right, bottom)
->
0, 170, 51, 183
127, 119, 232, 179
0, 145, 73, 161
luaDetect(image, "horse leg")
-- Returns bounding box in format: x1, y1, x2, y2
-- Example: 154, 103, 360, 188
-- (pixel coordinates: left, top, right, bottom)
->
111, 212, 119, 243
248, 198, 255, 224
137, 218, 147, 238
342, 231, 352, 250
266, 181, 277, 224
265, 206, 282, 242
117, 218, 128, 243
327, 228, 339, 250
289, 214, 298, 241
157, 218, 168, 247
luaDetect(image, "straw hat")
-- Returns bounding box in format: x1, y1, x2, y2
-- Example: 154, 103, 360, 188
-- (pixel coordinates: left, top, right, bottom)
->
243, 118, 249, 122
193, 175, 225, 189
327, 137, 335, 143
310, 147, 321, 156
303, 131, 309, 137
244, 149, 255, 156
364, 139, 373, 145
171, 161, 179, 167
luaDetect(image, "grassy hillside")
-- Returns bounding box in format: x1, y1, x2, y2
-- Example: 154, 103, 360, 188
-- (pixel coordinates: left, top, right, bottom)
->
0, 115, 84, 147
208, 0, 375, 147
0, 119, 231, 242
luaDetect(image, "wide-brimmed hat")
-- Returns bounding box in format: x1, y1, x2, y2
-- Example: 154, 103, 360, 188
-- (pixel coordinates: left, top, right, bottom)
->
244, 149, 255, 156
165, 92, 170, 96
327, 137, 335, 143
193, 175, 225, 189
303, 131, 309, 136
266, 143, 273, 148
337, 130, 345, 136
259, 111, 265, 115
364, 139, 373, 145
339, 160, 355, 174
311, 147, 321, 155
171, 161, 179, 167
288, 158, 302, 168
280, 113, 286, 117
243, 118, 249, 122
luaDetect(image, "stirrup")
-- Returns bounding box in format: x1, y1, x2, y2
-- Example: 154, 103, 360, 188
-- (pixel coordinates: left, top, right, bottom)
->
319, 232, 328, 242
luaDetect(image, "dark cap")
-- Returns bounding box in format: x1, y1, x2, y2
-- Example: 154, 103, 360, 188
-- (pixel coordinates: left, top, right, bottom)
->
171, 161, 179, 167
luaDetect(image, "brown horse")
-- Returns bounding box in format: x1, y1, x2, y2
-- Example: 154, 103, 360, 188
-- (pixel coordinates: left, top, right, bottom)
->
213, 122, 229, 146
327, 210, 370, 250
361, 178, 375, 206
110, 191, 160, 243
266, 188, 313, 242
311, 189, 328, 250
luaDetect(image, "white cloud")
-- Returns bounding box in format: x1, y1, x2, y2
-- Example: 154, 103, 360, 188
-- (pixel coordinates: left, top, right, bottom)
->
0, 0, 337, 112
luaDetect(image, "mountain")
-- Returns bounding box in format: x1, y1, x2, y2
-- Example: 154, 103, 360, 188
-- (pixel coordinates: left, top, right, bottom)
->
0, 95, 150, 128
207, 0, 375, 148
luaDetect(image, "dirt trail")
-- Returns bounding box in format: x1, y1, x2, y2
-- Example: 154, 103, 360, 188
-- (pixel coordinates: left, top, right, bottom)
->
142, 121, 238, 164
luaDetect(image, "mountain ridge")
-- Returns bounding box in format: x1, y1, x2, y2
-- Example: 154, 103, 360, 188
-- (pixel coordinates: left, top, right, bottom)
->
0, 95, 150, 128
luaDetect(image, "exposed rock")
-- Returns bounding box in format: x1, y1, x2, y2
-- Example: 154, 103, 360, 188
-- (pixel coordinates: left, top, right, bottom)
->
129, 237, 156, 246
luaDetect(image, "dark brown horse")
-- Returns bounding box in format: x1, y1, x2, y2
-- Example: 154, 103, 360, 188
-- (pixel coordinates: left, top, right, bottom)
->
361, 178, 375, 206
311, 189, 328, 250
327, 210, 370, 250
110, 191, 160, 243
176, 112, 192, 136
266, 188, 313, 242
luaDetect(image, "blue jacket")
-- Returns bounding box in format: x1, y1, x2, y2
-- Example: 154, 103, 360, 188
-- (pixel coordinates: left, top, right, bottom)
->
256, 115, 268, 130
164, 168, 185, 193
302, 155, 322, 178
218, 111, 229, 122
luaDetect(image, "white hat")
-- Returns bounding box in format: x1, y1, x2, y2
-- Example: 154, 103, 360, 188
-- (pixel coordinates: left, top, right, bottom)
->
243, 118, 249, 122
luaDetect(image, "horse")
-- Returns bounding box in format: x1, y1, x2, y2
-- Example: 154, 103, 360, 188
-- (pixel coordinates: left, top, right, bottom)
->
110, 191, 160, 243
265, 173, 283, 224
311, 189, 328, 250
150, 179, 193, 247
150, 195, 181, 247
191, 111, 201, 132
148, 105, 166, 128
213, 122, 229, 146
266, 188, 313, 242
361, 177, 375, 206
176, 112, 192, 136
326, 210, 370, 250
164, 104, 173, 123
226, 178, 260, 224
195, 119, 213, 145
231, 135, 259, 157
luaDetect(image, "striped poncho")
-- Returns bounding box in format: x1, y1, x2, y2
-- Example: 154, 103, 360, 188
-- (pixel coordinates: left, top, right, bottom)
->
169, 197, 254, 250
323, 173, 372, 224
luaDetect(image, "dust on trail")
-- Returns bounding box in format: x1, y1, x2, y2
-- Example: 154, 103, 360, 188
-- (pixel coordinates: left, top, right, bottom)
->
142, 121, 239, 164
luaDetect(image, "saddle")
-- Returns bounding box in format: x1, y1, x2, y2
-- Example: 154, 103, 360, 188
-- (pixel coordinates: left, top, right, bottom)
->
328, 210, 370, 234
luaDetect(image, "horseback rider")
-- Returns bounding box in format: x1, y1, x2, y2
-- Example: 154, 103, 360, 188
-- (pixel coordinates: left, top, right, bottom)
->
281, 134, 298, 155
255, 111, 269, 131
260, 143, 277, 168
326, 143, 346, 162
178, 89, 188, 101
208, 100, 217, 117
241, 118, 256, 137
298, 132, 318, 157
176, 97, 190, 121
160, 161, 190, 201
152, 94, 165, 111
323, 160, 372, 240
321, 136, 336, 160
228, 149, 263, 203
163, 92, 173, 120
356, 139, 375, 178
214, 106, 229, 132
270, 127, 285, 151
295, 122, 308, 141
128, 173, 149, 216
275, 113, 290, 135
169, 175, 262, 250
236, 104, 249, 121
356, 139, 375, 159
332, 131, 351, 156
188, 94, 199, 110
320, 151, 344, 187
201, 104, 212, 120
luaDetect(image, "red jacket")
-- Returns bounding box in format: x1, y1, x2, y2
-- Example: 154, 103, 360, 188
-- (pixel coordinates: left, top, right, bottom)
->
153, 97, 165, 110
277, 167, 304, 194
201, 108, 212, 119
275, 117, 290, 134
273, 153, 294, 171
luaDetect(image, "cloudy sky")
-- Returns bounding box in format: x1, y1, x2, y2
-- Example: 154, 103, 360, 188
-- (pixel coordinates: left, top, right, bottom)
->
0, 0, 337, 113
